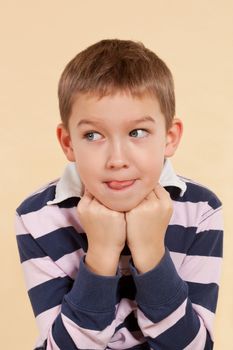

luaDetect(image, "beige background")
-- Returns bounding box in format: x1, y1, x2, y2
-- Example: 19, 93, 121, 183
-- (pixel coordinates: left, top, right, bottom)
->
0, 1, 232, 349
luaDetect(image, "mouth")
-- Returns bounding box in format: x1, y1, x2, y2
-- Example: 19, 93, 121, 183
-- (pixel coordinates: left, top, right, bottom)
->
105, 179, 136, 191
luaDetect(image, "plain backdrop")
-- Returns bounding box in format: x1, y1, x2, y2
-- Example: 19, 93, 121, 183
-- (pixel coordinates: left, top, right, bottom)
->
0, 1, 232, 349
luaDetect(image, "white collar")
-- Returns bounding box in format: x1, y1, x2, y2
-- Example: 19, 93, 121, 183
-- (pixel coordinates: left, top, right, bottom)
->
47, 159, 187, 205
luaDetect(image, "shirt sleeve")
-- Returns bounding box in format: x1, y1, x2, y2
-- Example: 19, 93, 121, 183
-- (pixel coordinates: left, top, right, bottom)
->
15, 212, 120, 350
130, 203, 223, 350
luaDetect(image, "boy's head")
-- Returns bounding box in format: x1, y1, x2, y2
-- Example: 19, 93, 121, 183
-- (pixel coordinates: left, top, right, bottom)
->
57, 39, 182, 212
58, 39, 175, 131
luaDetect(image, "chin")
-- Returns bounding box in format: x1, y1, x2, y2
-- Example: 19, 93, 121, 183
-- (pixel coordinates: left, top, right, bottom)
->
102, 199, 141, 213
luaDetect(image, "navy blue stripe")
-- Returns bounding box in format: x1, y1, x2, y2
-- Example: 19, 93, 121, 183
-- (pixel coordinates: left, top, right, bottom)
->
208, 196, 222, 210
150, 299, 200, 349
165, 225, 196, 253
188, 230, 223, 257
16, 234, 47, 262
117, 275, 136, 302
37, 227, 88, 260
166, 225, 223, 257
174, 181, 222, 209
166, 226, 223, 257
52, 314, 77, 350
34, 340, 47, 350
28, 276, 73, 317
58, 197, 80, 208
16, 185, 56, 215
62, 296, 116, 331
204, 333, 213, 349
16, 185, 81, 216
187, 281, 219, 313
115, 311, 140, 333
165, 186, 182, 200
120, 343, 150, 350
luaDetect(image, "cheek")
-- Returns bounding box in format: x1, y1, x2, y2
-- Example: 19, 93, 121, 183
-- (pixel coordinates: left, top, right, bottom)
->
147, 162, 164, 185
75, 145, 100, 169
138, 148, 164, 177
76, 161, 94, 184
74, 148, 102, 189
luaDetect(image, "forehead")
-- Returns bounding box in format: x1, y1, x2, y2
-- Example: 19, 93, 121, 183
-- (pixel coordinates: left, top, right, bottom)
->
71, 91, 162, 122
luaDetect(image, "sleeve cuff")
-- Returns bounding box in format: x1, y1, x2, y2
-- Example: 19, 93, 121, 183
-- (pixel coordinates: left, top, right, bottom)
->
66, 256, 120, 312
130, 248, 188, 308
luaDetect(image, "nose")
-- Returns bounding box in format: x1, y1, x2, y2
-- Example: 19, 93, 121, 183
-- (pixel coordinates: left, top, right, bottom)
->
106, 140, 130, 169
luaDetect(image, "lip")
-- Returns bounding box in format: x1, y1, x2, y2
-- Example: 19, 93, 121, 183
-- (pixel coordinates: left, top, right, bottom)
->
105, 179, 136, 191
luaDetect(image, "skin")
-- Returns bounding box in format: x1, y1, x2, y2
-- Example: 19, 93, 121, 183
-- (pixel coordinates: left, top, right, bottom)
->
57, 91, 183, 275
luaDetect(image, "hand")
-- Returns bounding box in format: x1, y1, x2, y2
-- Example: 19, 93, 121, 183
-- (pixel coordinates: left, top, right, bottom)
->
126, 184, 173, 273
77, 188, 126, 276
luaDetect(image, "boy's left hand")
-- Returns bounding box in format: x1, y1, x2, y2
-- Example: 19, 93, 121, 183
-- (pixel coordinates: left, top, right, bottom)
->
126, 184, 173, 273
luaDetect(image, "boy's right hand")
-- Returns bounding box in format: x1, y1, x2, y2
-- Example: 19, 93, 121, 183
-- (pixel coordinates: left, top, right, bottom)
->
77, 188, 126, 276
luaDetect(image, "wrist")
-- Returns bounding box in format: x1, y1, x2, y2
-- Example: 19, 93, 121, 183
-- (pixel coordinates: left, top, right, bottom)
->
85, 248, 121, 276
131, 245, 165, 274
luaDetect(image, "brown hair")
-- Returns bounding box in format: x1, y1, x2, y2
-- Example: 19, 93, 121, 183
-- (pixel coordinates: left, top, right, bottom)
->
58, 39, 175, 130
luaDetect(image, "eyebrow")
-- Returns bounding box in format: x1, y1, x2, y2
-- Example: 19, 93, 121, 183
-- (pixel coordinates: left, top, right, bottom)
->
77, 115, 155, 128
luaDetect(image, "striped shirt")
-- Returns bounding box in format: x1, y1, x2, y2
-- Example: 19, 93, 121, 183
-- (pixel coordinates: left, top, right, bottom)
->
15, 160, 223, 350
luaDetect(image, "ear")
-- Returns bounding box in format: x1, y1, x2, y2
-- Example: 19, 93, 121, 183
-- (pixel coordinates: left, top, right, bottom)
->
164, 118, 183, 157
56, 123, 75, 162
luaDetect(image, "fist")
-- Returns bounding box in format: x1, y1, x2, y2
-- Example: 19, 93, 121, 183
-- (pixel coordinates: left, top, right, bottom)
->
77, 188, 127, 275
126, 184, 173, 272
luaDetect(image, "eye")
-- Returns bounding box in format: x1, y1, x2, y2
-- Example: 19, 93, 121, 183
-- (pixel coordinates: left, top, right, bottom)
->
83, 132, 102, 141
129, 129, 148, 138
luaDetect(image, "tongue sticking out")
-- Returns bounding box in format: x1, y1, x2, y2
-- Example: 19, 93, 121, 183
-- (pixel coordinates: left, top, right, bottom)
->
107, 180, 135, 190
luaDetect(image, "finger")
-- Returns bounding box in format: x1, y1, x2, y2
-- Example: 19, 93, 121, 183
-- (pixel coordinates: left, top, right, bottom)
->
83, 188, 106, 209
153, 183, 170, 200
138, 190, 157, 204
145, 190, 157, 200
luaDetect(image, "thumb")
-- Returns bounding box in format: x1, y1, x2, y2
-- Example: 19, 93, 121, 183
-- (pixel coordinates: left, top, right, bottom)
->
84, 186, 94, 198
80, 187, 94, 205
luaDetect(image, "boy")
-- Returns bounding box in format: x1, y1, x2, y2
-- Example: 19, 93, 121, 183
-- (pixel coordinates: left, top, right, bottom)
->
15, 39, 223, 350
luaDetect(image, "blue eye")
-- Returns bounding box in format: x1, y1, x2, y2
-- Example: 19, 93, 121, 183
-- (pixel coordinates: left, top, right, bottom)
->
130, 129, 148, 138
84, 132, 102, 141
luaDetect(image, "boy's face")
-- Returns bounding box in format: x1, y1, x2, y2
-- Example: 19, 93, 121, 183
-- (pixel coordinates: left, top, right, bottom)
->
58, 92, 182, 212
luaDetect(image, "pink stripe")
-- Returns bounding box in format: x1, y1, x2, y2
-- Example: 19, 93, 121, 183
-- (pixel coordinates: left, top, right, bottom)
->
21, 206, 84, 238
61, 313, 116, 349
184, 318, 207, 349
137, 299, 187, 338
15, 214, 28, 235
170, 201, 207, 228
46, 330, 61, 350
115, 298, 137, 325
192, 303, 215, 340
35, 305, 61, 347
171, 201, 223, 232
60, 299, 137, 349
55, 249, 85, 279
196, 208, 223, 233
108, 328, 144, 349
22, 257, 66, 290
169, 251, 186, 271
178, 255, 222, 285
